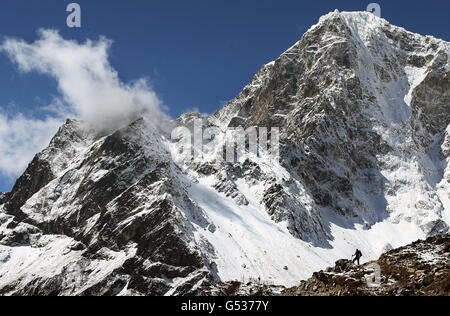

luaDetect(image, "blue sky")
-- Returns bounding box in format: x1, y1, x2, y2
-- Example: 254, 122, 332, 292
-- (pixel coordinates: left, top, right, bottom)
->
0, 0, 449, 192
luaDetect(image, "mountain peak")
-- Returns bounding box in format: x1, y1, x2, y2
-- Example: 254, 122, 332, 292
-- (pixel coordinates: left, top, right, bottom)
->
1, 11, 449, 296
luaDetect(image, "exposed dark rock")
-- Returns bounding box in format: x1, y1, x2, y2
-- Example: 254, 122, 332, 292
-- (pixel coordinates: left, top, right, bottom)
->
0, 11, 449, 296
3, 156, 54, 220
0, 193, 8, 205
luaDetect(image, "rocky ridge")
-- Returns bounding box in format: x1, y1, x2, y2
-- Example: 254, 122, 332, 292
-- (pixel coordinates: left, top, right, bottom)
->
282, 234, 450, 296
0, 11, 449, 295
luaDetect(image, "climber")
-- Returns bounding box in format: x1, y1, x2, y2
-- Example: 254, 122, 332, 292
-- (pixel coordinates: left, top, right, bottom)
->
352, 249, 362, 265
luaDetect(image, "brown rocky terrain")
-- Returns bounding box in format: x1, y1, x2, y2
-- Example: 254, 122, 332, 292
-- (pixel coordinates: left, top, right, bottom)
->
282, 234, 450, 296
198, 281, 285, 297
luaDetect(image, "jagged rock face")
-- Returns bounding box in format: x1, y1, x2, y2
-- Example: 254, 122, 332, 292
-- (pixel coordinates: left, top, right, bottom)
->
411, 51, 450, 136
0, 193, 6, 205
211, 11, 450, 238
3, 119, 96, 220
282, 234, 450, 296
4, 155, 54, 220
0, 11, 450, 296
0, 118, 215, 296
443, 127, 450, 158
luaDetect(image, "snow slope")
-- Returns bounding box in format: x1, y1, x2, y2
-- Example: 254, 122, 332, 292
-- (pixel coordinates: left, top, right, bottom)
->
0, 11, 449, 295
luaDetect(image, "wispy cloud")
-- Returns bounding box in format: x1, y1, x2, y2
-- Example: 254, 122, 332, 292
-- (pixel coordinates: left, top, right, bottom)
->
0, 29, 168, 180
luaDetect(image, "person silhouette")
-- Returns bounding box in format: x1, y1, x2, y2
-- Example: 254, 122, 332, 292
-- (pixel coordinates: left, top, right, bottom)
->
352, 249, 362, 265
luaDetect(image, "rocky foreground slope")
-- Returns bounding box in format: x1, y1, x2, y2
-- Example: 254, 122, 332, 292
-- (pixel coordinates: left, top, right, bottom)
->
200, 235, 449, 296
0, 11, 449, 295
283, 234, 450, 296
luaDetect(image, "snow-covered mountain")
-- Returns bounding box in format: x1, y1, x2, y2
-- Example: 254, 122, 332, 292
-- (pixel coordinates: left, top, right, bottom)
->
0, 11, 449, 296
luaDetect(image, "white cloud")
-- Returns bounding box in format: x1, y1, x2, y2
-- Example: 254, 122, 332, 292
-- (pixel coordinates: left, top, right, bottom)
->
0, 29, 168, 180
1, 29, 167, 130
